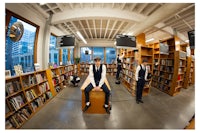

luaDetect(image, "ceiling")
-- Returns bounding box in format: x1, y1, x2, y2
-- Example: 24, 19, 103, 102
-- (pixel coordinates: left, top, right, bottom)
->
25, 3, 195, 45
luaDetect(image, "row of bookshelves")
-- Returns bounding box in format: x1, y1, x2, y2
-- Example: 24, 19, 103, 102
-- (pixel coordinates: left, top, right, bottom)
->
80, 63, 117, 76
5, 64, 77, 129
119, 38, 153, 96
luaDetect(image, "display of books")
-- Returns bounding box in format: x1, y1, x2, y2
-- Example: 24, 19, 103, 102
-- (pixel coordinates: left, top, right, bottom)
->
14, 65, 23, 76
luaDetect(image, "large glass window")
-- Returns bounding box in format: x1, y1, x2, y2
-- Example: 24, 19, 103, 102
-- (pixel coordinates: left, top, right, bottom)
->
49, 35, 59, 65
80, 47, 92, 63
70, 48, 74, 64
62, 49, 68, 65
6, 16, 36, 75
106, 47, 116, 64
93, 47, 104, 63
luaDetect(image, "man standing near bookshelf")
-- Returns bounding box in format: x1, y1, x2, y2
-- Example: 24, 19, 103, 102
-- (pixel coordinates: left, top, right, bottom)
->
82, 56, 111, 114
135, 59, 148, 104
115, 51, 125, 84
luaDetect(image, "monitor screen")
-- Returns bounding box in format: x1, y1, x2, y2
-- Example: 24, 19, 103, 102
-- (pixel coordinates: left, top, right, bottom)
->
115, 34, 137, 49
188, 30, 195, 49
56, 35, 75, 49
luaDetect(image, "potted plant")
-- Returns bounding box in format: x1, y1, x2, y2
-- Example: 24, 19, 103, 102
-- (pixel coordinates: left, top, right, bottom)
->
74, 57, 80, 64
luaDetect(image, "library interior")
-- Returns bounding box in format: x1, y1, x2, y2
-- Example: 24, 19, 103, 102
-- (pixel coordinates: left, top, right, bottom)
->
5, 3, 195, 130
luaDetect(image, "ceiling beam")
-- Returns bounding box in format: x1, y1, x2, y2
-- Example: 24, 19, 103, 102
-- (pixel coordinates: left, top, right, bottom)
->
100, 19, 102, 38
137, 3, 148, 14
111, 21, 125, 39
143, 4, 160, 16
51, 7, 146, 25
112, 3, 115, 8
28, 3, 49, 18
132, 3, 189, 36
108, 20, 118, 39
86, 20, 93, 39
80, 3, 83, 8
56, 3, 64, 11
175, 14, 193, 30
46, 4, 56, 14
120, 23, 131, 33
69, 3, 73, 9
121, 3, 126, 10
130, 3, 137, 11
101, 3, 104, 8
64, 22, 77, 36
104, 20, 110, 38
93, 20, 97, 38
78, 20, 90, 39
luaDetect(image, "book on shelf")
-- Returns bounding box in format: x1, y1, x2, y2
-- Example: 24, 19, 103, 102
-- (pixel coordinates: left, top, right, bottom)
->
9, 95, 25, 111
30, 98, 43, 112
6, 120, 13, 129
55, 86, 61, 92
46, 91, 53, 99
161, 59, 166, 65
36, 73, 46, 83
25, 89, 37, 102
14, 65, 23, 76
166, 60, 173, 66
10, 115, 20, 128
38, 82, 50, 94
5, 82, 15, 96
34, 63, 40, 71
6, 103, 11, 114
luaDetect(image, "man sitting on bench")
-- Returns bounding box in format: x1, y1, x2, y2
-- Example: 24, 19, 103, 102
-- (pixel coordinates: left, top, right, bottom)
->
82, 56, 110, 114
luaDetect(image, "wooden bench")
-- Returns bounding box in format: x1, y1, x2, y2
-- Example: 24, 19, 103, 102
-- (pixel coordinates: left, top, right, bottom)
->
80, 76, 111, 114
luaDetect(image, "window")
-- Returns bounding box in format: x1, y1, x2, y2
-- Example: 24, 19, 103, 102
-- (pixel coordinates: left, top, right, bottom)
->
49, 34, 59, 65
70, 48, 74, 64
106, 47, 116, 64
5, 16, 37, 75
80, 47, 116, 63
80, 47, 92, 63
93, 47, 104, 63
62, 49, 68, 65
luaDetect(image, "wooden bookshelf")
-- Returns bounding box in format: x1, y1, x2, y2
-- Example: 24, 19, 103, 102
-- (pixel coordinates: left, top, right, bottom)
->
121, 49, 135, 95
5, 70, 53, 129
135, 45, 153, 96
5, 64, 76, 129
105, 63, 117, 76
151, 36, 190, 96
189, 57, 195, 85
170, 51, 187, 96
80, 63, 117, 76
120, 33, 153, 96
80, 63, 90, 76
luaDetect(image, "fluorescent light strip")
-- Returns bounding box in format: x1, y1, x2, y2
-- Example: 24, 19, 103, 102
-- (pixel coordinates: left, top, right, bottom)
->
77, 31, 87, 44
146, 38, 154, 43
